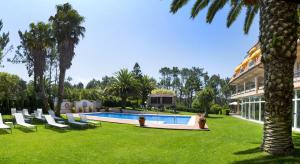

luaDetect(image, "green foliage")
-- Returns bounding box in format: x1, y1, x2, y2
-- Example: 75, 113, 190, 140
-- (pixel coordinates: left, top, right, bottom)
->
170, 0, 259, 34
193, 87, 214, 116
210, 103, 222, 114
108, 69, 138, 108
151, 88, 175, 95
0, 72, 27, 113
222, 108, 230, 115
71, 107, 76, 113
0, 20, 9, 66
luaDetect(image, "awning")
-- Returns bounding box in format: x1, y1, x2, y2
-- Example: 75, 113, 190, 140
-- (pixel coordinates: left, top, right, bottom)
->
229, 102, 238, 105
249, 49, 261, 60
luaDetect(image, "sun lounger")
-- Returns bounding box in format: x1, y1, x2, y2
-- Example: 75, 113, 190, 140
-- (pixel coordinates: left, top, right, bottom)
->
11, 108, 16, 115
35, 109, 46, 122
14, 113, 37, 132
66, 113, 88, 128
79, 114, 101, 127
44, 115, 69, 130
0, 113, 12, 133
22, 109, 31, 117
48, 110, 64, 122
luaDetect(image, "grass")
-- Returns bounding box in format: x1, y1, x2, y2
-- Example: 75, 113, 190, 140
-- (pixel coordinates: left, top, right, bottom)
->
0, 114, 299, 163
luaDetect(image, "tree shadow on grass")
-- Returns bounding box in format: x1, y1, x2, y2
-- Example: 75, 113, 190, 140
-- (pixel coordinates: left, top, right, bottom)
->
232, 133, 300, 164
44, 127, 69, 133
0, 129, 11, 135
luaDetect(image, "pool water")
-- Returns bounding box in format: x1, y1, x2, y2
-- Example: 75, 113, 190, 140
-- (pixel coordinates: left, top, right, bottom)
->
85, 113, 191, 125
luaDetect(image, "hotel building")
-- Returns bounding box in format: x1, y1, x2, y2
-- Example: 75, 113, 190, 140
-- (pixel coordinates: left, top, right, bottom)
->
229, 42, 300, 131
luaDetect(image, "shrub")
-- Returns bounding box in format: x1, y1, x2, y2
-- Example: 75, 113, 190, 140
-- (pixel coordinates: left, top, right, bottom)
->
222, 108, 230, 115
79, 107, 83, 113
210, 103, 222, 114
71, 107, 76, 113
89, 106, 93, 112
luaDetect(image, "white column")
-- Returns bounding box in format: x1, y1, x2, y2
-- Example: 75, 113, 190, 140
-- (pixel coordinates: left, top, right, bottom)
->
244, 82, 246, 94
255, 77, 258, 93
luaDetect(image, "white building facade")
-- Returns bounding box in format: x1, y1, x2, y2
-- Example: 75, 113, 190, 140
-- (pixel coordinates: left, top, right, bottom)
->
230, 42, 300, 131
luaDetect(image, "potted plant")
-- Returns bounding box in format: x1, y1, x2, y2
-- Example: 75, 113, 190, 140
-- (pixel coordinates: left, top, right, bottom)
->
79, 107, 83, 113
89, 106, 93, 112
198, 114, 206, 129
71, 107, 76, 113
139, 116, 145, 127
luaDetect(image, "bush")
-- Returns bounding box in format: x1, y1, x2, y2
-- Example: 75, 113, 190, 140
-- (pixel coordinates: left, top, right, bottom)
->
79, 107, 83, 113
210, 103, 222, 114
222, 108, 230, 115
71, 107, 76, 113
89, 106, 93, 112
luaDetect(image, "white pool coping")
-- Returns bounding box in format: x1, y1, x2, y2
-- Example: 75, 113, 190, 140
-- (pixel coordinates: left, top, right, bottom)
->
72, 112, 208, 130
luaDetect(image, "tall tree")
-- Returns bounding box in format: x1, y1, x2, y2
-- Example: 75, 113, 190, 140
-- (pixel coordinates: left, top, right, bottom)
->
170, 0, 299, 155
0, 20, 9, 67
132, 62, 143, 106
11, 22, 53, 112
132, 62, 143, 79
49, 3, 85, 115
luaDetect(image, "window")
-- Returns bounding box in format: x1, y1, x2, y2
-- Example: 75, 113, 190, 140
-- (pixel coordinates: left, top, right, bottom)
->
245, 103, 249, 119
162, 97, 172, 104
150, 97, 160, 104
292, 101, 295, 128
250, 103, 255, 120
260, 102, 265, 121
255, 103, 260, 121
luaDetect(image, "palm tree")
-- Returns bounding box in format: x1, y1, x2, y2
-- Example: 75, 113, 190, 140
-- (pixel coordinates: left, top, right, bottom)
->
170, 0, 299, 155
109, 69, 138, 112
17, 22, 53, 112
49, 3, 85, 115
140, 75, 156, 106
0, 20, 9, 66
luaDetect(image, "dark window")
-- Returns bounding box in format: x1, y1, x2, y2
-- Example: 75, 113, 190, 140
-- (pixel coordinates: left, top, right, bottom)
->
151, 97, 160, 104
162, 97, 172, 104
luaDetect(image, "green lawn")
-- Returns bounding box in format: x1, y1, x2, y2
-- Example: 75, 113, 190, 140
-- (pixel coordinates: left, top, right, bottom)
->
0, 115, 299, 164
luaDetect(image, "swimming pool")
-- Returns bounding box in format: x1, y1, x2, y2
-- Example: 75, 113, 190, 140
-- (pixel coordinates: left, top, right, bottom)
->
85, 113, 193, 125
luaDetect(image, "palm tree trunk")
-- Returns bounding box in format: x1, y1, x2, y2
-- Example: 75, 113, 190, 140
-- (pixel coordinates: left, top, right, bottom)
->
56, 67, 66, 116
260, 0, 298, 155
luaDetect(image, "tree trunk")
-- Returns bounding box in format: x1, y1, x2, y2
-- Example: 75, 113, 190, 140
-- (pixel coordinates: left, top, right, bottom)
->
259, 0, 298, 155
56, 68, 66, 116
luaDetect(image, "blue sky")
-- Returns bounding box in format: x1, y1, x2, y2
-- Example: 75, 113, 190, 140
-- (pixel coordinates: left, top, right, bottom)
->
0, 0, 259, 85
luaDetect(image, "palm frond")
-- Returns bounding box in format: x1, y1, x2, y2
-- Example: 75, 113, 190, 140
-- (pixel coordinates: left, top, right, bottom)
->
206, 0, 229, 24
226, 1, 243, 27
191, 0, 210, 19
170, 0, 190, 14
243, 5, 258, 34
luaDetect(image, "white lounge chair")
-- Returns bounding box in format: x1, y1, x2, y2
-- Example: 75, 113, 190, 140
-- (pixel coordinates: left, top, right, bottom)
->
22, 109, 31, 117
66, 113, 88, 129
44, 115, 69, 130
48, 110, 64, 121
79, 114, 101, 127
35, 109, 46, 122
14, 113, 37, 132
11, 108, 16, 115
0, 113, 12, 134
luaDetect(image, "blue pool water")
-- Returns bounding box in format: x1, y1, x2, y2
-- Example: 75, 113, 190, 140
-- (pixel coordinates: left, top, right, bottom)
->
85, 113, 191, 125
